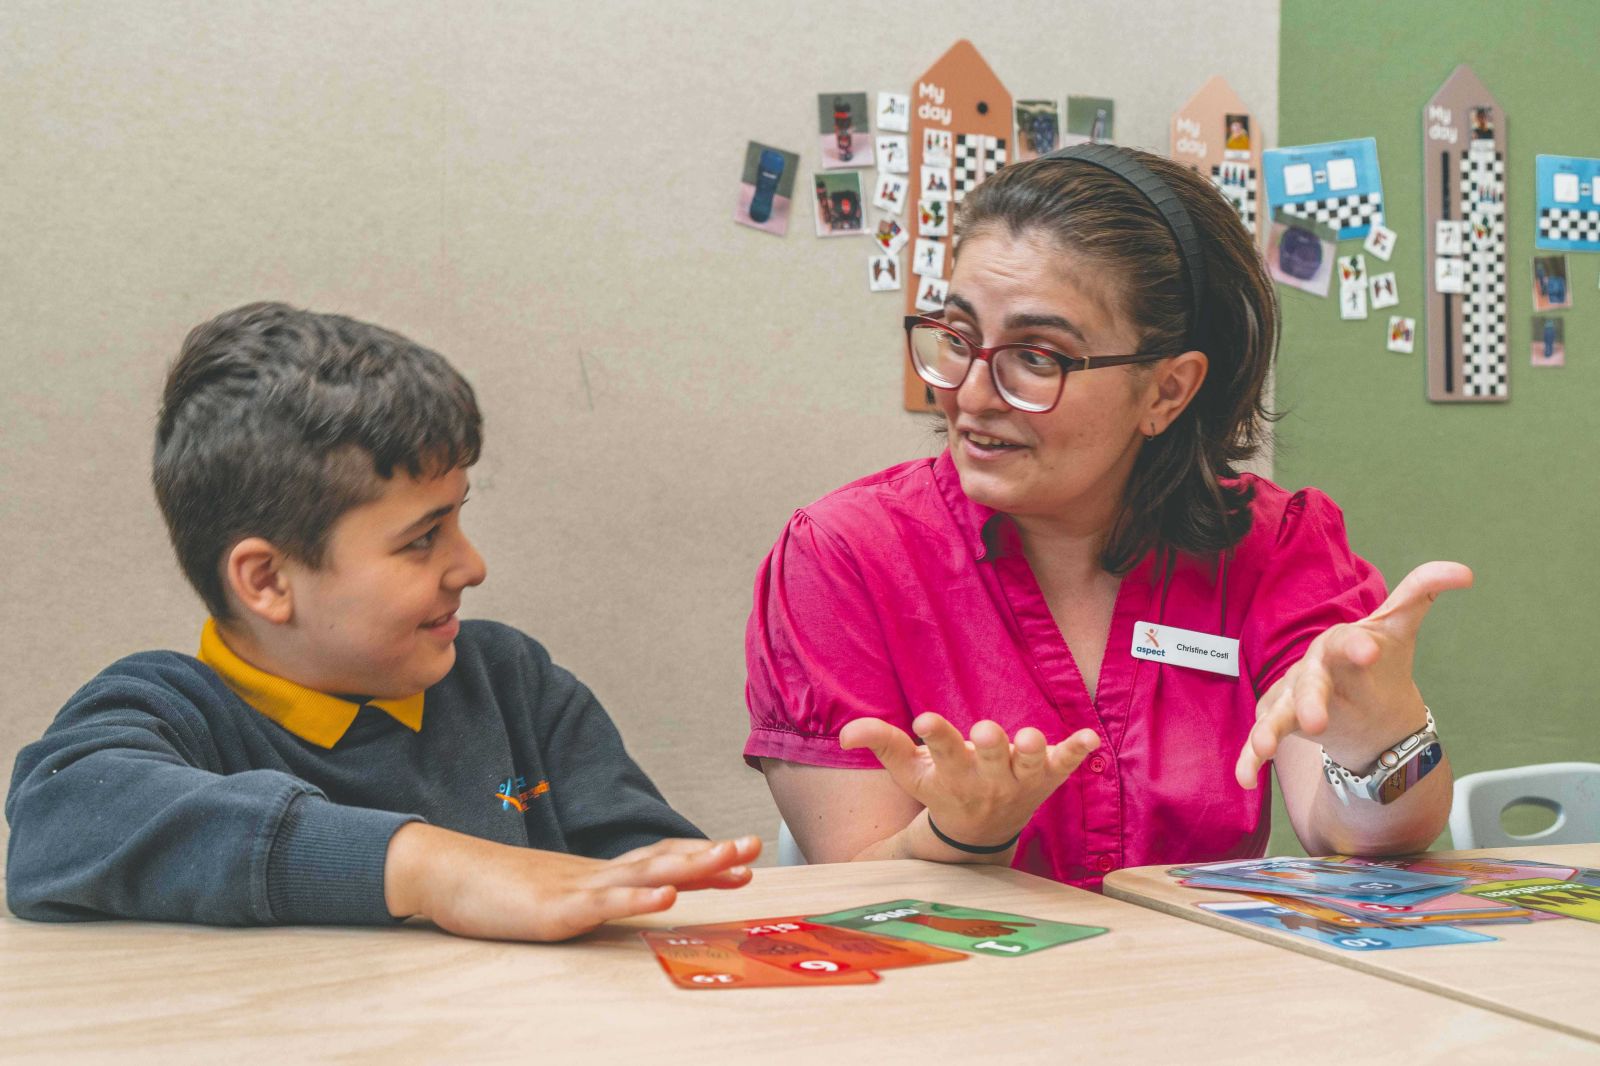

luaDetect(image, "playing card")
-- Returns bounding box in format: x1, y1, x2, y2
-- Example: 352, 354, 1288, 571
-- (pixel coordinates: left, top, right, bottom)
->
640, 930, 878, 989
1199, 901, 1498, 950
672, 915, 966, 973
1462, 879, 1600, 923
808, 900, 1107, 957
1344, 855, 1579, 885
1171, 857, 1466, 897
1180, 876, 1461, 908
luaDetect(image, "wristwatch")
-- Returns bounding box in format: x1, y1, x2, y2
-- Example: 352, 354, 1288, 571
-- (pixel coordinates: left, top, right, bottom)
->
1321, 709, 1442, 806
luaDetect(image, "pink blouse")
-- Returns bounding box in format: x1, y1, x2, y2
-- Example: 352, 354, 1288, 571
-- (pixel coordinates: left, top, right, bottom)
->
744, 451, 1385, 890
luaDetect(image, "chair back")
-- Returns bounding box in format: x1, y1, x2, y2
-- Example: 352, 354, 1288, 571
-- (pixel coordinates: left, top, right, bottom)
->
1449, 762, 1600, 849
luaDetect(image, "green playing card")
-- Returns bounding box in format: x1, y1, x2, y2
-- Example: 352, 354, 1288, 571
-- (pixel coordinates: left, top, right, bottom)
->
806, 899, 1107, 957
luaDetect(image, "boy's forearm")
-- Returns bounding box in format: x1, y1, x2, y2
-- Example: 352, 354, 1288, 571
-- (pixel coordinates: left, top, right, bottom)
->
384, 821, 444, 919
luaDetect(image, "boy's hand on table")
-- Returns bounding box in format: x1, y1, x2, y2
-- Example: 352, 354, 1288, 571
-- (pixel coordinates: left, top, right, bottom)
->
383, 823, 760, 941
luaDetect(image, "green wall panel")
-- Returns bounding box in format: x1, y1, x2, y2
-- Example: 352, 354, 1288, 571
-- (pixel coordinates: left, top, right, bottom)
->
1269, 0, 1600, 854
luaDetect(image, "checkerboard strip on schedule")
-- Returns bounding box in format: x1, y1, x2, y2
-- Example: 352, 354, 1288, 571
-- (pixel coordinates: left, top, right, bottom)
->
1459, 149, 1508, 398
1210, 163, 1258, 235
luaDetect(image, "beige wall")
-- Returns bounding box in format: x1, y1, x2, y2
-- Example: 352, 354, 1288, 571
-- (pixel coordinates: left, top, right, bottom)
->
0, 0, 1279, 860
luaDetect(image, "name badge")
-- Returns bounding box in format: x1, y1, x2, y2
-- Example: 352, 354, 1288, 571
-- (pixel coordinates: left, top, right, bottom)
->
1131, 621, 1240, 677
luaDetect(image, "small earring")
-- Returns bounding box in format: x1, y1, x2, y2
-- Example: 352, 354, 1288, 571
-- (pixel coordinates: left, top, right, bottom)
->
1143, 422, 1158, 442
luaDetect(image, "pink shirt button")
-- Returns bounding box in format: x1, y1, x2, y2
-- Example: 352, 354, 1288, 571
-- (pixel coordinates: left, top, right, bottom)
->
1088, 754, 1107, 774
1094, 854, 1115, 873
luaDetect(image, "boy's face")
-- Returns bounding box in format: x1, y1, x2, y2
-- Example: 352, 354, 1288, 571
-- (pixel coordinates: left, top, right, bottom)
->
274, 465, 486, 698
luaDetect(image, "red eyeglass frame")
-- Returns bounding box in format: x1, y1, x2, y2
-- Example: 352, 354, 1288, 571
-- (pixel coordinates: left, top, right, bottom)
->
904, 314, 1176, 413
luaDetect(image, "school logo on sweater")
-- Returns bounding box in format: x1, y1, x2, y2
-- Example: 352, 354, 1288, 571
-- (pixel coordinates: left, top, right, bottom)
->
495, 775, 549, 812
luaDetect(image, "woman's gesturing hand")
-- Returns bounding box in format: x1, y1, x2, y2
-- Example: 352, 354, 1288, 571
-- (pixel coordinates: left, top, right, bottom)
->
841, 712, 1100, 850
1236, 561, 1473, 789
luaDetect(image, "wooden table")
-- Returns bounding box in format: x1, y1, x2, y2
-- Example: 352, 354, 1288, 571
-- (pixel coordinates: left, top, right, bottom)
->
1105, 843, 1600, 1045
4, 860, 1596, 1063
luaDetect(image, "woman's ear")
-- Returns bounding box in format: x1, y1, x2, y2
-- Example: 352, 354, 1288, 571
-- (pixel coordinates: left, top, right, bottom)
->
223, 538, 294, 625
1148, 350, 1209, 434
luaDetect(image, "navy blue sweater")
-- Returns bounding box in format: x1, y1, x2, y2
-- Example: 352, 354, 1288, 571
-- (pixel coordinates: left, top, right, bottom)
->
5, 620, 702, 925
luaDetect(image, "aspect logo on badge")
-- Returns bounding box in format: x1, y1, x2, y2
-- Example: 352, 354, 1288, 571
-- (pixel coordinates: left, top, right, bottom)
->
1131, 621, 1240, 677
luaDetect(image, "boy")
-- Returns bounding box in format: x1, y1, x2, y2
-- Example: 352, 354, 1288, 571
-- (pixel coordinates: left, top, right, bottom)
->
5, 303, 758, 941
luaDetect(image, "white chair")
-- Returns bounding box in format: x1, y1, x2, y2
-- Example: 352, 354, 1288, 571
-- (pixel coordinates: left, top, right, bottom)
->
1449, 762, 1600, 849
776, 819, 808, 866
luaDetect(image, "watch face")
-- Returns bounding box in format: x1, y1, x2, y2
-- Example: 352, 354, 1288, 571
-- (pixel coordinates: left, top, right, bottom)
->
1416, 741, 1443, 776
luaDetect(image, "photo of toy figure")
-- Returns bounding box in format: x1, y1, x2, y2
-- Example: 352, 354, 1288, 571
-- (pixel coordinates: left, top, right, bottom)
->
817, 92, 874, 169
1063, 95, 1115, 146
1014, 100, 1060, 162
813, 171, 865, 237
733, 141, 800, 236
1532, 255, 1571, 312
1530, 316, 1565, 367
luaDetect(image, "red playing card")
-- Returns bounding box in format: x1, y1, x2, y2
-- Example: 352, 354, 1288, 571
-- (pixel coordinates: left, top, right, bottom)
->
640, 930, 878, 990
671, 915, 967, 975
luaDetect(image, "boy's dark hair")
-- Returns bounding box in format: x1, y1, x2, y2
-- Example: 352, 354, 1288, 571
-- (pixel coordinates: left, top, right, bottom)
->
154, 302, 482, 620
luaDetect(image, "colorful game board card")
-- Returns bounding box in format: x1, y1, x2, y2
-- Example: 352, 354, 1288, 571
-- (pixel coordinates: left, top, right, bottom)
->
640, 930, 878, 990
1340, 855, 1580, 885
1180, 877, 1461, 909
673, 916, 966, 973
808, 900, 1107, 957
1264, 137, 1384, 240
1535, 154, 1600, 252
1462, 879, 1600, 923
1172, 857, 1466, 896
1199, 901, 1498, 950
1245, 894, 1373, 928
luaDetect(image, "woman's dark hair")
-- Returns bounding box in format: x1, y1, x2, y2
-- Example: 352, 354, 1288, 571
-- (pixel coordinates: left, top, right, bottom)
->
153, 302, 482, 619
953, 147, 1278, 573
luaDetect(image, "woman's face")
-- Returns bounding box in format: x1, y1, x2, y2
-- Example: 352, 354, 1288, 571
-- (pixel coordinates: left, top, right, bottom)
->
936, 229, 1160, 525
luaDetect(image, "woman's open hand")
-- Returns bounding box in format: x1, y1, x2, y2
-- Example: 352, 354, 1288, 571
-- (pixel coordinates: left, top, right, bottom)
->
1236, 561, 1472, 788
841, 712, 1099, 849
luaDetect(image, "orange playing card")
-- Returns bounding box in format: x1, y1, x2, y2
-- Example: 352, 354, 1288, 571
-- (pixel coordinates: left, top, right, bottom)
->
671, 915, 967, 975
640, 930, 879, 990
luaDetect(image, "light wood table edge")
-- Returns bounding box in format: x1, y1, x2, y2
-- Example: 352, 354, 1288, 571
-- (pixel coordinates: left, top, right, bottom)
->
1104, 866, 1600, 1047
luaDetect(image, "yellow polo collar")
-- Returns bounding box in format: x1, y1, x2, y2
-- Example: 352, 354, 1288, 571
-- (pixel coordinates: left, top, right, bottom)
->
198, 619, 425, 749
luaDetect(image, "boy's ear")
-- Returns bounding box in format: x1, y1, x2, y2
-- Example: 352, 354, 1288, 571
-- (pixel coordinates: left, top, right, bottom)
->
224, 538, 294, 625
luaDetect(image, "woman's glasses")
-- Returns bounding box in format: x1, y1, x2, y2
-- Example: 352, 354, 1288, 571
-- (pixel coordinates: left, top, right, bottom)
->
905, 315, 1174, 413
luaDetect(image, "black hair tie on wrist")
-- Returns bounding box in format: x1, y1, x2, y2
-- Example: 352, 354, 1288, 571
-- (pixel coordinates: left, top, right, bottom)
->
927, 816, 1021, 855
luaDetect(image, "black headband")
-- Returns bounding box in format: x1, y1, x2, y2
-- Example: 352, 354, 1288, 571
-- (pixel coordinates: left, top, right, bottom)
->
1040, 143, 1208, 343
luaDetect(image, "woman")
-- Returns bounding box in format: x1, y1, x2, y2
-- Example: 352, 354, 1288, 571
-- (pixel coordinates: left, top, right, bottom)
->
744, 144, 1467, 889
